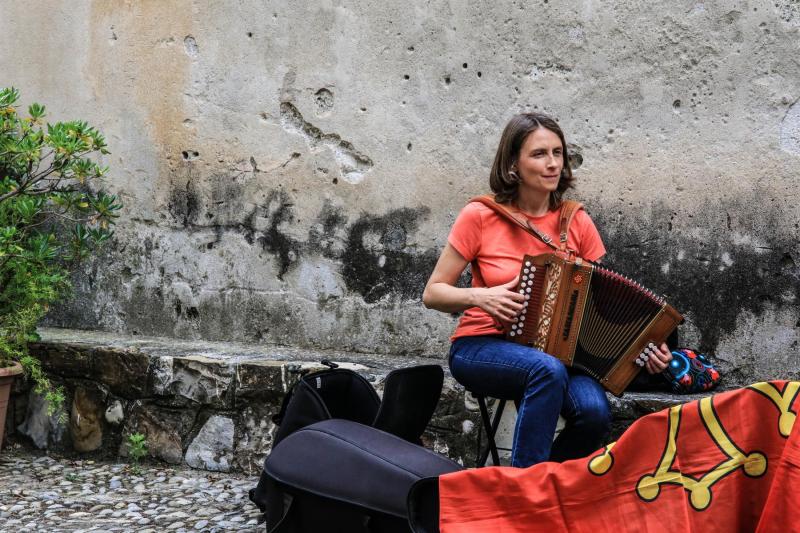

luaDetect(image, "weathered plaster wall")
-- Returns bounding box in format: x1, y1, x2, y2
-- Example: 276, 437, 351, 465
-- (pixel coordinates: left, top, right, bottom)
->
2, 1, 800, 385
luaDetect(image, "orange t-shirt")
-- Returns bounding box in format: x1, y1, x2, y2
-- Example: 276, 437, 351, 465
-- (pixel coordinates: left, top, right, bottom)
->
448, 201, 606, 341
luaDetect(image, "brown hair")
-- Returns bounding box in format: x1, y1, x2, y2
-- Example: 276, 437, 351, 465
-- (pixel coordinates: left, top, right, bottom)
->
489, 112, 575, 210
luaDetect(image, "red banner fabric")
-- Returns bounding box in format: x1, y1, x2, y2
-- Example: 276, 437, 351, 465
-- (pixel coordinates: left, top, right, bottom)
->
439, 381, 800, 532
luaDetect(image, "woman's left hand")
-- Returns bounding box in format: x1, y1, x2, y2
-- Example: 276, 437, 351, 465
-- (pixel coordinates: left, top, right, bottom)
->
645, 342, 672, 374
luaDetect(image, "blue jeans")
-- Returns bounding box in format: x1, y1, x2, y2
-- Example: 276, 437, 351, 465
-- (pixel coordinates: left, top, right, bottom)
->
449, 336, 612, 468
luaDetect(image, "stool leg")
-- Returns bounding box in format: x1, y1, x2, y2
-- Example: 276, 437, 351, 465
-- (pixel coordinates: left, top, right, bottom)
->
477, 397, 505, 466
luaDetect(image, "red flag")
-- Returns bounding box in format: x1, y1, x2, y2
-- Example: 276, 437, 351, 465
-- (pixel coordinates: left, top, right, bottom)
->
439, 382, 800, 532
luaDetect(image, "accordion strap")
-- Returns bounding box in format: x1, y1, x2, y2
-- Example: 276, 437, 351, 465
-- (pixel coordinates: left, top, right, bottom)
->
470, 195, 583, 255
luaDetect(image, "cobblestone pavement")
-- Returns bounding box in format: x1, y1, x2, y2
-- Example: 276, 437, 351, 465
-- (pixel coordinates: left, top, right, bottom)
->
0, 448, 264, 532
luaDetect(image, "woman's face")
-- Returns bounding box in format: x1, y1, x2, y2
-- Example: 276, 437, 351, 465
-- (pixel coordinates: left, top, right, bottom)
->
514, 127, 564, 198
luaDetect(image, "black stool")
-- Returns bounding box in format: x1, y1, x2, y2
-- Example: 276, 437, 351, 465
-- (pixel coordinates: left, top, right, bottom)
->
475, 395, 509, 466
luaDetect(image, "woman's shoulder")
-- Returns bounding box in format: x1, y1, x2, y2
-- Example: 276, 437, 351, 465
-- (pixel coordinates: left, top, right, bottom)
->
569, 204, 599, 226
458, 199, 493, 218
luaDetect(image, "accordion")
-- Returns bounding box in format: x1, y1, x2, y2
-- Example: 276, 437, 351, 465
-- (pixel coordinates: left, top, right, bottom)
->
507, 253, 683, 396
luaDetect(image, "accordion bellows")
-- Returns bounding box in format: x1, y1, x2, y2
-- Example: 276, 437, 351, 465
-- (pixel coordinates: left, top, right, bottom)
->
508, 253, 683, 396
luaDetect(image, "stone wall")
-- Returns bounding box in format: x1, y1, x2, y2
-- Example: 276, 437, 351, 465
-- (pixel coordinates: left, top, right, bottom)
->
6, 329, 480, 474
5, 328, 697, 473
1, 2, 799, 385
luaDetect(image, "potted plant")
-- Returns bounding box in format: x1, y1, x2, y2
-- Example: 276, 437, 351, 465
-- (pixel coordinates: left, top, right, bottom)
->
0, 87, 122, 448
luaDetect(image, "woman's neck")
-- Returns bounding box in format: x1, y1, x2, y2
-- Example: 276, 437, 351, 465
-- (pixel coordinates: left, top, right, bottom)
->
515, 191, 551, 217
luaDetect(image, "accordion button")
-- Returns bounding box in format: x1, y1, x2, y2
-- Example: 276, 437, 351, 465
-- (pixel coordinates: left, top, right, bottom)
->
531, 266, 536, 272
525, 295, 530, 300
519, 289, 525, 294
525, 261, 531, 266
510, 331, 516, 337
526, 287, 531, 293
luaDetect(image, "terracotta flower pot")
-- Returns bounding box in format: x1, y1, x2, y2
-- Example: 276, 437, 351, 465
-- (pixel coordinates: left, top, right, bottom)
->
0, 361, 24, 450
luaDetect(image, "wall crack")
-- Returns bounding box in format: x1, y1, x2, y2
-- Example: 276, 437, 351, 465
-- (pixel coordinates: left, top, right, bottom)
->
279, 102, 373, 184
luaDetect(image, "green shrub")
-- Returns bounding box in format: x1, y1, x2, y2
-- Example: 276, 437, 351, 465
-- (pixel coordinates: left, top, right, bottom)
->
0, 87, 122, 413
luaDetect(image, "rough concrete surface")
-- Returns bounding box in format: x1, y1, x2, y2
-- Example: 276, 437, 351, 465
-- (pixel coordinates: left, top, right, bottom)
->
1, 2, 799, 385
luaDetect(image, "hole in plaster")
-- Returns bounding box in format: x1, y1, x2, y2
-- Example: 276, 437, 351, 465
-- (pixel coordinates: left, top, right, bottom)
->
444, 75, 451, 85
332, 177, 339, 184
407, 46, 415, 52
314, 88, 334, 115
477, 71, 482, 78
247, 31, 253, 37
567, 144, 584, 170
182, 150, 200, 161
360, 106, 367, 112
186, 307, 200, 319
403, 74, 410, 80
184, 35, 199, 58
462, 63, 468, 69
407, 143, 412, 151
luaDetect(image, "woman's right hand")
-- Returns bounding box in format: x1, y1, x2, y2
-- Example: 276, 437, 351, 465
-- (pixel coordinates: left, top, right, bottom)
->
474, 276, 526, 326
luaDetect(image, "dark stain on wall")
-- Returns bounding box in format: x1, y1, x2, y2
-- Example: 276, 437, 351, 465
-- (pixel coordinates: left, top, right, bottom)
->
340, 207, 439, 303
167, 180, 201, 227
252, 190, 301, 280
592, 199, 800, 359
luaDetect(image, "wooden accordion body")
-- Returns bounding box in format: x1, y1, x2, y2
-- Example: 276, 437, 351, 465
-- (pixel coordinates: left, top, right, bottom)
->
507, 253, 683, 396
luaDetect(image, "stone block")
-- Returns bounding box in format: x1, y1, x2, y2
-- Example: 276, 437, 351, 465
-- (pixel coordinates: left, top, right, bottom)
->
122, 401, 198, 464
17, 390, 67, 449
185, 415, 235, 472
234, 404, 277, 475
151, 356, 234, 408
426, 379, 484, 467
234, 361, 286, 404
93, 347, 150, 398
69, 386, 104, 453
34, 343, 93, 378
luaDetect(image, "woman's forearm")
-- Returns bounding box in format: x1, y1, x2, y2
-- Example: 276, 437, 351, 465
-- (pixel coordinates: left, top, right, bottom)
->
422, 282, 479, 314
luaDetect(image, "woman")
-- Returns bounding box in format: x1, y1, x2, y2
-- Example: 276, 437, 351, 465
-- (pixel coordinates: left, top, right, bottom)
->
422, 113, 672, 468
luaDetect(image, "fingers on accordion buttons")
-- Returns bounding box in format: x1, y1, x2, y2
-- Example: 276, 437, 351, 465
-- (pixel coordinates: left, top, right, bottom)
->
635, 359, 645, 367
648, 342, 656, 349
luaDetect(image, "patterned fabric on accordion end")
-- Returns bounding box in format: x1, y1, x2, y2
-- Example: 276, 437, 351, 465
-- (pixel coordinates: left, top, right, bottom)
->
665, 348, 721, 394
439, 381, 800, 533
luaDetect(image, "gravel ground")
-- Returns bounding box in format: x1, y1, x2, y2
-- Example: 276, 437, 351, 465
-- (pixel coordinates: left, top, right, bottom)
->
0, 448, 265, 532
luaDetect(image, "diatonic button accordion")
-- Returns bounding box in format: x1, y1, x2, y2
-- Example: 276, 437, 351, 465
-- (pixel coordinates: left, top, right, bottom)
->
507, 253, 683, 396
